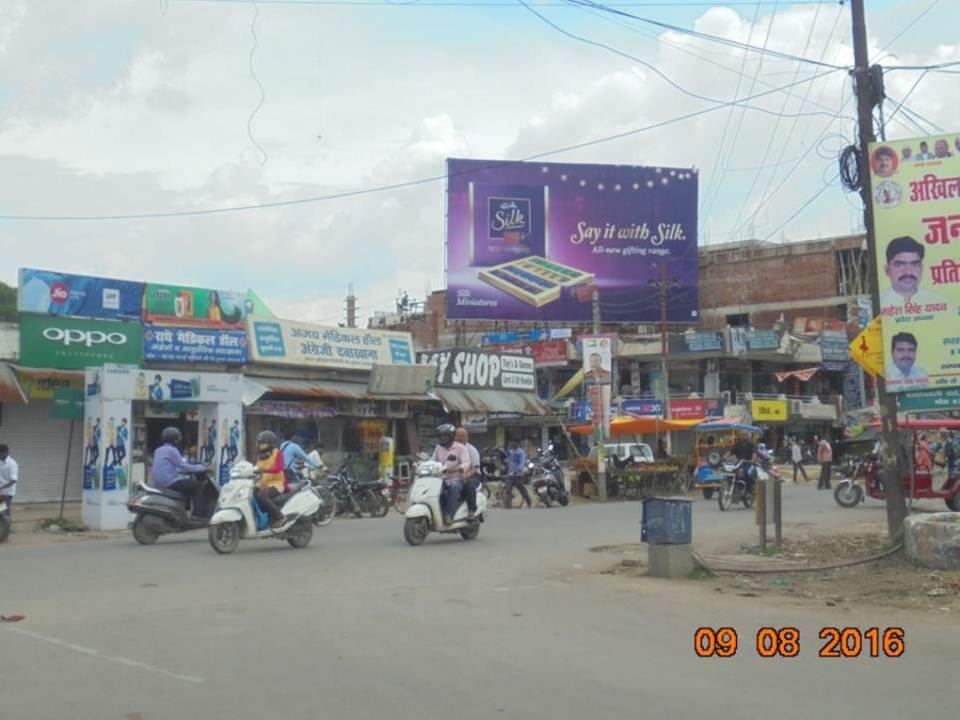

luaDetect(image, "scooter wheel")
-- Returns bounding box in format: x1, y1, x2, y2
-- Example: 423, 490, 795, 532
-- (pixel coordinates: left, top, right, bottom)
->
403, 517, 429, 546
460, 522, 480, 541
558, 494, 570, 507
287, 521, 313, 549
132, 515, 160, 545
209, 522, 241, 554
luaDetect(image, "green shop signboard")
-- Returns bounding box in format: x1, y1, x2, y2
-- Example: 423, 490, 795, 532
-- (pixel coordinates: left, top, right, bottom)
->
898, 388, 960, 412
20, 314, 143, 370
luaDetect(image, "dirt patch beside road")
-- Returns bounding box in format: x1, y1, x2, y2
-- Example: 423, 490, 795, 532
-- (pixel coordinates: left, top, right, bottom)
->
593, 534, 960, 615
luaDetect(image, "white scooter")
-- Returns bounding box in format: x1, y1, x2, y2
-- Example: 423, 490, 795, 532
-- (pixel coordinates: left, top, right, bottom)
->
208, 461, 321, 554
403, 460, 488, 546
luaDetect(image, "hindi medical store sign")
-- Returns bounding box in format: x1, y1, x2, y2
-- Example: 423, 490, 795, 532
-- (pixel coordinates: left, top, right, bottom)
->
248, 318, 415, 370
446, 159, 699, 323
870, 133, 960, 392
20, 315, 143, 370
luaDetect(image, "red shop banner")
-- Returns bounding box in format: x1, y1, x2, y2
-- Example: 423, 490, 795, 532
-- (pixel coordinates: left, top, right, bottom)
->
669, 398, 706, 419
489, 340, 569, 366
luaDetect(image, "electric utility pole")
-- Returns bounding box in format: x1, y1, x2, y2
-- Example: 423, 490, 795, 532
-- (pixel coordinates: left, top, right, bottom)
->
345, 284, 357, 329
851, 0, 907, 536
649, 263, 678, 453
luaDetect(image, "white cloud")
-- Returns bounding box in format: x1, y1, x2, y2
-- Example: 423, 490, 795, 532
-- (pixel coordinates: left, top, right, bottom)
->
0, 1, 957, 323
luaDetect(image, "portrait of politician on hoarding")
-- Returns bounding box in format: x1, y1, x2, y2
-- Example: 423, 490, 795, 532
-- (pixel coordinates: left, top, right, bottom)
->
888, 332, 928, 386
880, 235, 947, 310
871, 146, 899, 178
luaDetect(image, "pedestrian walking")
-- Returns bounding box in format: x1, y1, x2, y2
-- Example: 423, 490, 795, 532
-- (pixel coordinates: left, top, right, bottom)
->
815, 435, 833, 490
945, 431, 957, 477
0, 444, 19, 541
790, 438, 809, 483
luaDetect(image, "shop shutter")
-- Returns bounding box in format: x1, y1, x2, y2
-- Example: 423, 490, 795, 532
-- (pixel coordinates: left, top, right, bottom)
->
2, 401, 84, 503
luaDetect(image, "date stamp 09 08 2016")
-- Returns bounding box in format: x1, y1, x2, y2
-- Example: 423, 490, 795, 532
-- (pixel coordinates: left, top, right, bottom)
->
694, 627, 905, 659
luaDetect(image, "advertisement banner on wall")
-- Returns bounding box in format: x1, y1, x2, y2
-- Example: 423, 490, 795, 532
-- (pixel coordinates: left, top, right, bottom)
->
100, 365, 244, 403
869, 133, 960, 392
669, 398, 707, 419
446, 159, 699, 322
821, 329, 851, 371
248, 317, 414, 370
144, 284, 270, 329
581, 335, 614, 385
751, 399, 788, 422
486, 340, 570, 367
622, 398, 663, 416
418, 349, 535, 391
20, 314, 144, 370
15, 369, 83, 399
143, 325, 248, 364
19, 268, 144, 320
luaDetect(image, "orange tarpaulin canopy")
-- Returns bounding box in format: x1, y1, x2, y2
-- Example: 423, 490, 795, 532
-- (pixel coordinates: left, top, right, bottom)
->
567, 415, 705, 435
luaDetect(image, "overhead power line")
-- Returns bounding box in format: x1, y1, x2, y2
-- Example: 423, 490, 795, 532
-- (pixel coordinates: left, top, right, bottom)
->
565, 0, 848, 69
519, 0, 843, 122
0, 67, 842, 222
170, 0, 836, 6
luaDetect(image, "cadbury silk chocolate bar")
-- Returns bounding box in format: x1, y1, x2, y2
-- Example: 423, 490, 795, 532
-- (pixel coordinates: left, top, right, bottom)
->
468, 182, 549, 266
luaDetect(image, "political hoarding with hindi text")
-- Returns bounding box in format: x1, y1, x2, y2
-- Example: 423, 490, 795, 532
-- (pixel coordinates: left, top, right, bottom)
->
870, 133, 960, 392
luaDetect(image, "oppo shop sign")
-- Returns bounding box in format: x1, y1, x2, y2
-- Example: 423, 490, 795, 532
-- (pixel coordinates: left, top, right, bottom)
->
20, 315, 143, 370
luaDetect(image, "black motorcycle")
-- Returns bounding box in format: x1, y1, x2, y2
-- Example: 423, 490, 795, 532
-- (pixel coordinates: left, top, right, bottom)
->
480, 446, 508, 484
326, 461, 390, 518
530, 444, 570, 508
128, 470, 219, 545
717, 461, 756, 511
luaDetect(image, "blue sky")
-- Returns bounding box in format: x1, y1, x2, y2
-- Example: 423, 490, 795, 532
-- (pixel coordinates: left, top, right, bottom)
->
0, 0, 956, 324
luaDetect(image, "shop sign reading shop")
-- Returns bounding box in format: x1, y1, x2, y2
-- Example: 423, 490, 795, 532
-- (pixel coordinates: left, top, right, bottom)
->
248, 317, 415, 371
418, 349, 535, 391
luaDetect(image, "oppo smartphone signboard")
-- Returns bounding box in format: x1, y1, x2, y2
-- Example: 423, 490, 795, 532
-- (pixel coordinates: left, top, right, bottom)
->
20, 314, 143, 370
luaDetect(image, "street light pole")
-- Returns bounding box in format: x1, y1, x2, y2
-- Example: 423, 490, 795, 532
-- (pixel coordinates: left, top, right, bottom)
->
850, 0, 907, 536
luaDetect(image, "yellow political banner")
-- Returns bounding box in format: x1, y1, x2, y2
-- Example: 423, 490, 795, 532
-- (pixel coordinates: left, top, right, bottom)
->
870, 134, 960, 393
751, 399, 787, 422
849, 316, 885, 378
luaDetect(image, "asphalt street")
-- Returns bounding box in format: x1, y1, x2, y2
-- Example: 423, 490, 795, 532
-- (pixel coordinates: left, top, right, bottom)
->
4, 484, 956, 720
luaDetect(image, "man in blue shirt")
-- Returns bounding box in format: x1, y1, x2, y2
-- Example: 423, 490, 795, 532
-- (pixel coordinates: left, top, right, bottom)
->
506, 441, 532, 508
280, 428, 321, 488
151, 427, 209, 515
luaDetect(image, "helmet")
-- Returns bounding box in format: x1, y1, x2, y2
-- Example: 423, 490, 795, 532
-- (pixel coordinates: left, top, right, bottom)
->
161, 427, 182, 448
256, 430, 278, 460
436, 423, 456, 448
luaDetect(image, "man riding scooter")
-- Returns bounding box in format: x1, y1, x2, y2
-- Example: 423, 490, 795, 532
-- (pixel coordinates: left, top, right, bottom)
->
431, 423, 471, 526
254, 431, 288, 530
731, 433, 758, 498
151, 427, 211, 516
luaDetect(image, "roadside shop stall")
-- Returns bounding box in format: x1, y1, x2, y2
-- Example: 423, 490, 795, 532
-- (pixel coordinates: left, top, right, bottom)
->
82, 364, 244, 530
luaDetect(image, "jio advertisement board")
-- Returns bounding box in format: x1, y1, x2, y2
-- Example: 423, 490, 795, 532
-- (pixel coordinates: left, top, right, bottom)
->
446, 159, 699, 323
19, 268, 143, 320
869, 133, 960, 392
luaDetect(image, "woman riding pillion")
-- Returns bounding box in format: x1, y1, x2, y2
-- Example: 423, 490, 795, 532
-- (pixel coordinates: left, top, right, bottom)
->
254, 431, 288, 529
431, 423, 472, 525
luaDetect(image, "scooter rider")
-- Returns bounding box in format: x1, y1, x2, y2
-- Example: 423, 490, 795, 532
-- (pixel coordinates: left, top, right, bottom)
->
151, 427, 209, 516
431, 423, 470, 526
280, 426, 321, 489
254, 431, 288, 529
454, 426, 480, 521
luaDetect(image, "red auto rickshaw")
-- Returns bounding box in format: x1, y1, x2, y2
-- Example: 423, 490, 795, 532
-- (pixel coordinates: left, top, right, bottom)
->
834, 418, 960, 511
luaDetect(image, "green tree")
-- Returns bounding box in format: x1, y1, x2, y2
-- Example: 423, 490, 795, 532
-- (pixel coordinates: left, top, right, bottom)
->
0, 282, 16, 321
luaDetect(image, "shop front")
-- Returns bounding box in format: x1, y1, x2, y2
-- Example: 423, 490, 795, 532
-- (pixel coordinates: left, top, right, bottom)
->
244, 319, 424, 481
82, 365, 244, 530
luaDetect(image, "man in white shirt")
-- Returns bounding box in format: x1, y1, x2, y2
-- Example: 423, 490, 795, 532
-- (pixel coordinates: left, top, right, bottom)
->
879, 235, 948, 312
887, 332, 928, 388
0, 444, 19, 538
790, 438, 809, 483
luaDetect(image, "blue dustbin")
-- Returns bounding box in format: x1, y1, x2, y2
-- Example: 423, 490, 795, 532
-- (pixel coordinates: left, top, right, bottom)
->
641, 496, 692, 545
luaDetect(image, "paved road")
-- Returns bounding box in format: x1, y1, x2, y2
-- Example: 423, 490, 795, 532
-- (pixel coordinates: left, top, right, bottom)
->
3, 485, 956, 720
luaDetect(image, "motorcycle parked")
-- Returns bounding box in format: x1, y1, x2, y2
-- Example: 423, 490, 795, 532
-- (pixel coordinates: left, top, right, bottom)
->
403, 459, 488, 546
480, 446, 508, 484
208, 461, 320, 554
530, 443, 569, 508
717, 460, 760, 511
127, 470, 220, 545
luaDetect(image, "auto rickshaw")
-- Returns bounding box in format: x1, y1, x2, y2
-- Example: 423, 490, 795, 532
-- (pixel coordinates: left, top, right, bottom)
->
833, 417, 960, 510
689, 421, 762, 499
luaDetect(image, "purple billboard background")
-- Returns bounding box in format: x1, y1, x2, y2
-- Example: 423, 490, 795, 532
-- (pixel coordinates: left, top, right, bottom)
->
446, 158, 699, 322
